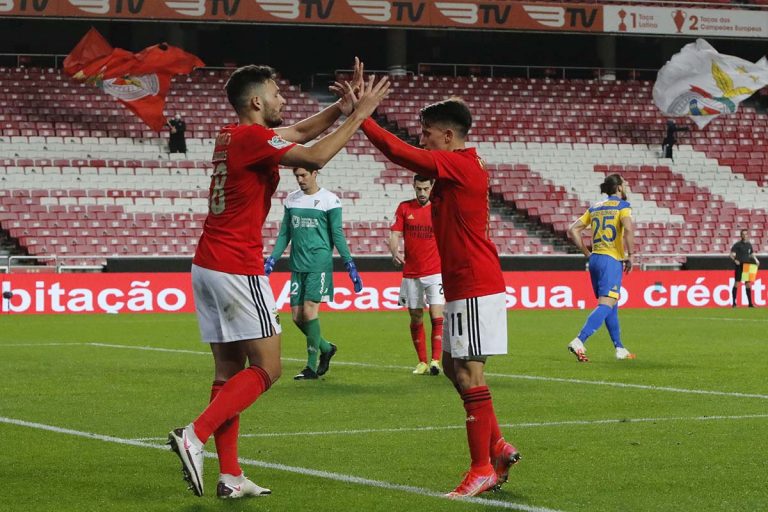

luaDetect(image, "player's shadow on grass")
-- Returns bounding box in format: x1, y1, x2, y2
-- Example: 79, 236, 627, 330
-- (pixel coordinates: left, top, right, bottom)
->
488, 487, 532, 504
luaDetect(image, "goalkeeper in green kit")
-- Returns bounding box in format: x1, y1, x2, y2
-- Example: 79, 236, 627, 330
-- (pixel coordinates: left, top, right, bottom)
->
265, 167, 363, 380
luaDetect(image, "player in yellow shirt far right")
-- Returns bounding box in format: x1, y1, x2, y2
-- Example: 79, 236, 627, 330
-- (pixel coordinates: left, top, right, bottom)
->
566, 174, 636, 362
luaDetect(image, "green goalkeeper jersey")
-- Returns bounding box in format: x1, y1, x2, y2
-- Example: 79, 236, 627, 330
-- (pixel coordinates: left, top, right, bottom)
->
270, 188, 353, 272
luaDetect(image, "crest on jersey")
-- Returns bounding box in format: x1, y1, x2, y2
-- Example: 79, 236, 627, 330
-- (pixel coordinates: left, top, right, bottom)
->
268, 135, 292, 149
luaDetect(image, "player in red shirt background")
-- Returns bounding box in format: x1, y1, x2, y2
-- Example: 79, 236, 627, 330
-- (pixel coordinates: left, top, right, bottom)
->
361, 98, 520, 498
388, 175, 444, 376
167, 60, 390, 499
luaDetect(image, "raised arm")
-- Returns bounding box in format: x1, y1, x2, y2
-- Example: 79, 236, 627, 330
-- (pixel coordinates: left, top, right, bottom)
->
274, 103, 344, 144
275, 58, 364, 144
279, 75, 390, 170
361, 118, 438, 177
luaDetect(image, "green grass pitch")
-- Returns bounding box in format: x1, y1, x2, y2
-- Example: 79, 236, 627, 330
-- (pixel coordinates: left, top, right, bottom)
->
1, 308, 766, 511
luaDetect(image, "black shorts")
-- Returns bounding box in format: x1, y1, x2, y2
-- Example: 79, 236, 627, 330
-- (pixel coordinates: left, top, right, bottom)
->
734, 266, 754, 283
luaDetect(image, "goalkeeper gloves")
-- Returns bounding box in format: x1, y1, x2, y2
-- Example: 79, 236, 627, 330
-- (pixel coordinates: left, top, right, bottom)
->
264, 256, 276, 276
345, 260, 363, 293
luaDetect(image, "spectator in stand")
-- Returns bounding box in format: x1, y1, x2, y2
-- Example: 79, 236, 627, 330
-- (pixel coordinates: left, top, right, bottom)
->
729, 229, 760, 308
661, 119, 688, 160
169, 113, 187, 153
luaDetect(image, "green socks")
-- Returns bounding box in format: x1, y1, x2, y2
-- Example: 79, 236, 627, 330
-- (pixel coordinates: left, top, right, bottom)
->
296, 318, 333, 371
305, 318, 322, 370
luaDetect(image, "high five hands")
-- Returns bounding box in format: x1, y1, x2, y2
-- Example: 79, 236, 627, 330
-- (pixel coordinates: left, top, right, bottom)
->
330, 57, 390, 118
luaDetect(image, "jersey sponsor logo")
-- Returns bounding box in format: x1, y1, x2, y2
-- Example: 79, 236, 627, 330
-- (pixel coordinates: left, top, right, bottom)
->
291, 216, 319, 228
407, 213, 415, 219
267, 135, 291, 149
314, 200, 320, 207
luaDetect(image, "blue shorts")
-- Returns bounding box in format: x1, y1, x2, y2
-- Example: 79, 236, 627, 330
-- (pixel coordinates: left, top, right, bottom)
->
589, 253, 623, 300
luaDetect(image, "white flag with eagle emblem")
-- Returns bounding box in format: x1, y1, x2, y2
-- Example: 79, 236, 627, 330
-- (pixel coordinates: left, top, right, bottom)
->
653, 39, 768, 128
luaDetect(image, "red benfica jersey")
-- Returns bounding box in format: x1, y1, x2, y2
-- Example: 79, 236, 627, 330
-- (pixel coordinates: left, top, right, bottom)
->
430, 148, 505, 301
390, 199, 441, 278
194, 124, 295, 275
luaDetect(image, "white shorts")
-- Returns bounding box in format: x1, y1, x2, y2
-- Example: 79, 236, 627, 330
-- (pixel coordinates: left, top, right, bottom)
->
398, 274, 445, 309
444, 292, 507, 359
192, 264, 282, 343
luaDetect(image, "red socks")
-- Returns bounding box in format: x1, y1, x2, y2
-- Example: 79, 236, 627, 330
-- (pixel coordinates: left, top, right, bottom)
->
193, 365, 272, 444
488, 400, 502, 451
430, 317, 443, 360
461, 386, 494, 469
411, 318, 444, 362
410, 321, 427, 363
209, 381, 242, 477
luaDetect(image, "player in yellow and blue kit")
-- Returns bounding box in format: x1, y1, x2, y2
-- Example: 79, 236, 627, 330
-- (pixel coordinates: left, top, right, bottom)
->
566, 174, 636, 362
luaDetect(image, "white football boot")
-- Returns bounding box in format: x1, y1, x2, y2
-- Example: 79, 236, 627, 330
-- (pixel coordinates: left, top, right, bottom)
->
567, 338, 589, 362
167, 425, 205, 496
615, 347, 636, 360
217, 473, 271, 498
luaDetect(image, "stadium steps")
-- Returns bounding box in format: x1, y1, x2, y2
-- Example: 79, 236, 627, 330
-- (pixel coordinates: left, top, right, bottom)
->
0, 226, 32, 266
489, 194, 576, 254
377, 114, 419, 145
377, 116, 572, 254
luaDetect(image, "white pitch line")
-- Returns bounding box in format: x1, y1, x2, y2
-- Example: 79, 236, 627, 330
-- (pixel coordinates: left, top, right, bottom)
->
85, 342, 768, 401
0, 415, 564, 512
673, 316, 768, 324
132, 413, 768, 441
5, 341, 768, 400
485, 373, 768, 400
0, 342, 89, 347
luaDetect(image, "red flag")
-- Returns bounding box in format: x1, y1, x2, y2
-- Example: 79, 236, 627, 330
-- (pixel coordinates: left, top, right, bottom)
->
63, 28, 204, 132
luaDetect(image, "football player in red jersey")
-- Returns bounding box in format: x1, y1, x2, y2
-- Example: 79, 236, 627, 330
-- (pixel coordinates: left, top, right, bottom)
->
388, 175, 444, 376
167, 60, 389, 498
362, 98, 520, 498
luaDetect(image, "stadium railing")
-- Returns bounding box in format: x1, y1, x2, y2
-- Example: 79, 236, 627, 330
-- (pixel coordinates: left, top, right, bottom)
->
415, 63, 659, 80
